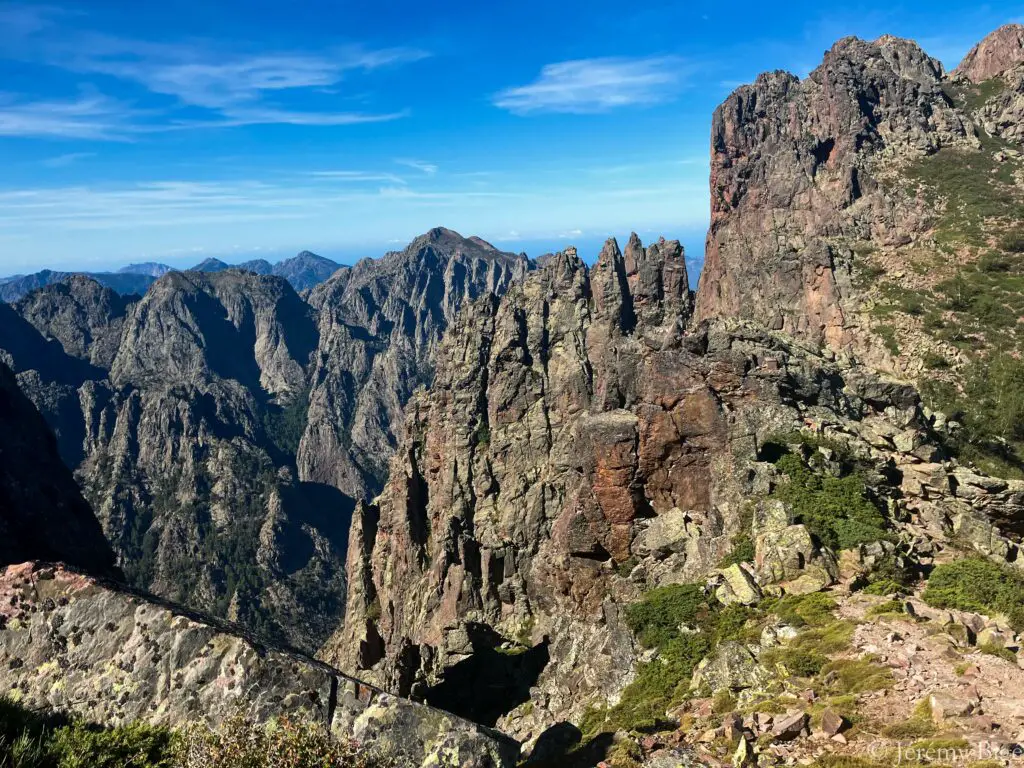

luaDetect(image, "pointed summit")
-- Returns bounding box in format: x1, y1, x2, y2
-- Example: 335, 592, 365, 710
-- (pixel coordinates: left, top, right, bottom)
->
954, 24, 1024, 83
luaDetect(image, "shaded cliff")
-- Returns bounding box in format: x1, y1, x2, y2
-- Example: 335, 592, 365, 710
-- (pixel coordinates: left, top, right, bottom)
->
0, 363, 116, 575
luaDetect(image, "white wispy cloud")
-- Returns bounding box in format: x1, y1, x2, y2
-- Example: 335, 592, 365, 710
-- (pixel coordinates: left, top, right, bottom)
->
395, 158, 438, 174
62, 40, 428, 111
42, 151, 95, 167
493, 56, 688, 114
0, 5, 427, 137
0, 92, 134, 140
308, 170, 408, 184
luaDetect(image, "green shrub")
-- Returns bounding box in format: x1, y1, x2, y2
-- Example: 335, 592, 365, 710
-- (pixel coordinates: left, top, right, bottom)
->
177, 714, 375, 768
765, 592, 837, 628
49, 724, 177, 768
865, 599, 905, 618
760, 647, 826, 678
819, 657, 892, 695
624, 584, 710, 649
588, 633, 712, 736
813, 755, 886, 768
771, 453, 889, 552
861, 579, 905, 596
596, 585, 761, 738
921, 358, 1024, 479
789, 621, 855, 656
717, 534, 755, 568
712, 604, 761, 644
874, 324, 900, 355
881, 717, 937, 739
711, 689, 737, 715
922, 558, 1024, 630
978, 642, 1018, 663
0, 698, 176, 768
979, 250, 1014, 272
999, 230, 1024, 253
0, 698, 378, 768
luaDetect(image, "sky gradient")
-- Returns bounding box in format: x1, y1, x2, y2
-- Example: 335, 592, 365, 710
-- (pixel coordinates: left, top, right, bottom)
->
1, 0, 1023, 275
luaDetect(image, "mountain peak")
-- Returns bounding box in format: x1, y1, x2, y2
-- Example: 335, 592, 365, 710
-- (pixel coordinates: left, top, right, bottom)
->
407, 227, 507, 260
954, 23, 1024, 83
189, 257, 230, 272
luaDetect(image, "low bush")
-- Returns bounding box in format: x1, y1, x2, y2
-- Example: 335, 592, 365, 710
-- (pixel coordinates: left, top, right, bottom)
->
978, 642, 1017, 663
999, 230, 1024, 253
592, 585, 762, 738
861, 579, 905, 596
789, 621, 854, 656
0, 698, 380, 768
922, 558, 1024, 630
177, 714, 376, 768
865, 599, 905, 618
880, 698, 937, 739
819, 657, 892, 695
760, 647, 826, 678
771, 453, 889, 552
0, 698, 176, 768
764, 592, 837, 628
624, 584, 710, 649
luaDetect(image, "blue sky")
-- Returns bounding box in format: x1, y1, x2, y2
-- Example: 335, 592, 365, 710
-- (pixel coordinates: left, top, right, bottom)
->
1, 1, 1022, 276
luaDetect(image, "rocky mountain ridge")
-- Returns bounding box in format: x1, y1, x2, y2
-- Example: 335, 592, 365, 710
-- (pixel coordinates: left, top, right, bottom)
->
0, 250, 343, 302
0, 229, 528, 655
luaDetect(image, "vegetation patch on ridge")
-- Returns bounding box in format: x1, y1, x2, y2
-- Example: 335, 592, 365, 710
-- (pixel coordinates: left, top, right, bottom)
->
767, 447, 890, 552
922, 558, 1024, 631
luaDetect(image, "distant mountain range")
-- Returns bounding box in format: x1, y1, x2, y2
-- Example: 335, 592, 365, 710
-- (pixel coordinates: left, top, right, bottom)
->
0, 251, 341, 302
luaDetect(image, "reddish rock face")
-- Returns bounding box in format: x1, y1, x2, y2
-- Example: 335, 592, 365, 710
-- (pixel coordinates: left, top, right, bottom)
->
694, 35, 974, 350
954, 24, 1024, 83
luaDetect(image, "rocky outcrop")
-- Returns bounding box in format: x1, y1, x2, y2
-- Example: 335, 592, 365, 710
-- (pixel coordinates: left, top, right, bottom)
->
953, 24, 1024, 83
0, 363, 116, 575
298, 227, 530, 501
0, 562, 517, 768
693, 34, 976, 351
329, 216, 1024, 751
325, 234, 948, 741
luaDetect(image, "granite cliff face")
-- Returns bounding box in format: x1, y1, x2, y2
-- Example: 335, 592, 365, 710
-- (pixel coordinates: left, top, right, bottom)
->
0, 230, 526, 653
324, 33, 1024, 755
298, 227, 530, 501
0, 332, 517, 767
693, 34, 976, 351
71, 270, 344, 652
954, 23, 1024, 83
326, 236, 722, 720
